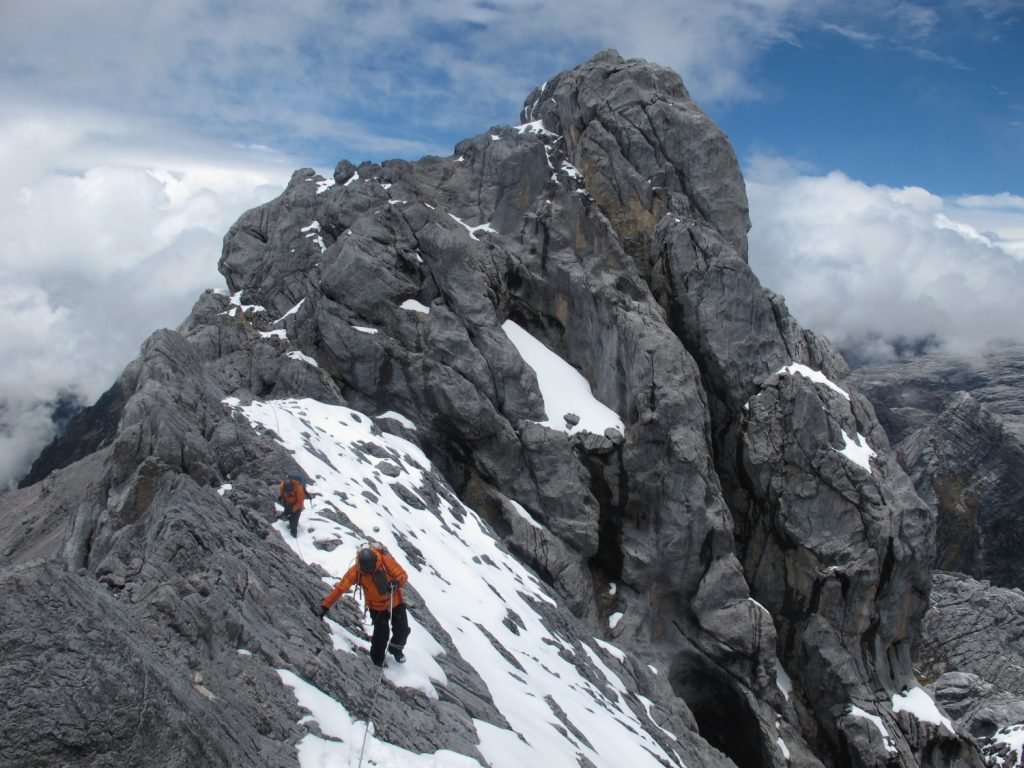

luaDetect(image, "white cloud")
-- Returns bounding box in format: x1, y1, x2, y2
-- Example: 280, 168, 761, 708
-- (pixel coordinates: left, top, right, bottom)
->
0, 111, 294, 488
820, 22, 883, 46
0, 1, 829, 156
746, 155, 1024, 362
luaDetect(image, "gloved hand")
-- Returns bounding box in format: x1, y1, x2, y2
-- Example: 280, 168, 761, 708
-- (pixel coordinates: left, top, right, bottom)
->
388, 581, 399, 591
318, 604, 329, 619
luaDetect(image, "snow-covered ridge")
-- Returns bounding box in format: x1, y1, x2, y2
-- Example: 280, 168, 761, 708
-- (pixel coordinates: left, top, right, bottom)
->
223, 396, 683, 767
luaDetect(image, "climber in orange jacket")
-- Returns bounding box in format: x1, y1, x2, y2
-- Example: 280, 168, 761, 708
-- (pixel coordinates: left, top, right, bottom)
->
277, 475, 306, 538
321, 544, 410, 667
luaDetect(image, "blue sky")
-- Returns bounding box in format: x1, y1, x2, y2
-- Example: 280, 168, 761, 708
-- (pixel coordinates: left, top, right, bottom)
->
711, 6, 1023, 195
1, 0, 1023, 488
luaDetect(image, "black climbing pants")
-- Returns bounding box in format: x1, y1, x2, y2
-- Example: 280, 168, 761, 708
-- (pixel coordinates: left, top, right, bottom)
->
286, 507, 301, 538
368, 602, 410, 667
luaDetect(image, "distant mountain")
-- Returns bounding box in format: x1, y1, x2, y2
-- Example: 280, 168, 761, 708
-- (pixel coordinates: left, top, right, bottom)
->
3, 50, 1010, 767
18, 384, 125, 488
851, 348, 1024, 589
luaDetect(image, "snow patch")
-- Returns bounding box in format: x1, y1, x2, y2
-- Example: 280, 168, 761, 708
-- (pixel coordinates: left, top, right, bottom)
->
836, 430, 877, 473
223, 290, 266, 318
448, 213, 498, 241
776, 665, 792, 701
515, 120, 558, 139
891, 687, 954, 734
501, 320, 624, 437
508, 499, 543, 529
777, 363, 850, 400
377, 411, 415, 430
400, 299, 430, 314
992, 724, 1024, 766
277, 669, 478, 768
849, 706, 898, 753
274, 299, 305, 324
777, 737, 791, 761
287, 350, 319, 367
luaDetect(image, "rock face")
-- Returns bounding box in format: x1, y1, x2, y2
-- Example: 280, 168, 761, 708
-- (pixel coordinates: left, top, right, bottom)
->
920, 572, 1024, 765
3, 51, 976, 767
853, 351, 1024, 589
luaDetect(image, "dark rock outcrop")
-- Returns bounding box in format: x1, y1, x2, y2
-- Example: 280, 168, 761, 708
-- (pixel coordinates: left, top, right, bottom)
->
18, 380, 126, 488
2, 51, 976, 767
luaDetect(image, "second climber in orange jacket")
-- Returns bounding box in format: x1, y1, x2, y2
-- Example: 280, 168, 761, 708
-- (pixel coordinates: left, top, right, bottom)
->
321, 544, 410, 667
277, 473, 307, 538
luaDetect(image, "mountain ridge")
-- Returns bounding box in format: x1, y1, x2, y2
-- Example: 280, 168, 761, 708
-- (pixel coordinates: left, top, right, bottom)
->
3, 50, 1013, 767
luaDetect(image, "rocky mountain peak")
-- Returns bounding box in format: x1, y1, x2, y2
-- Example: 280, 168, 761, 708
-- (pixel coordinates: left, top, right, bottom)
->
2, 52, 985, 768
522, 49, 750, 261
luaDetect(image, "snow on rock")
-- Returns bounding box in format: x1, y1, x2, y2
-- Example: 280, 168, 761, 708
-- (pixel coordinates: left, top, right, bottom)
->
307, 174, 335, 195
400, 299, 431, 314
301, 221, 326, 253
223, 289, 266, 318
501, 320, 623, 437
377, 411, 415, 430
274, 299, 305, 324
277, 669, 480, 768
515, 120, 558, 138
774, 362, 877, 472
229, 397, 686, 768
849, 705, 898, 753
508, 499, 543, 529
448, 213, 497, 241
990, 724, 1024, 766
777, 363, 850, 400
287, 350, 319, 367
891, 687, 955, 734
836, 429, 877, 473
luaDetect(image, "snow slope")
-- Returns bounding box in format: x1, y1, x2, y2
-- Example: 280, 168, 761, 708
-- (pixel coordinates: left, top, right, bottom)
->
226, 396, 685, 768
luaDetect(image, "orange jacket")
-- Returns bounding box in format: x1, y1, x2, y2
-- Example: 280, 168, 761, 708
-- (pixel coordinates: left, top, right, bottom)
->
323, 549, 408, 612
279, 478, 305, 512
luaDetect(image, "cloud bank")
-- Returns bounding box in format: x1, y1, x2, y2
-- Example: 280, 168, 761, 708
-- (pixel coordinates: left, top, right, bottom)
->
0, 113, 292, 487
746, 156, 1024, 362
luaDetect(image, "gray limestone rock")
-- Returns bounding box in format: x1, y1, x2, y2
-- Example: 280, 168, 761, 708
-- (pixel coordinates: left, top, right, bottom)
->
851, 347, 1024, 590
920, 571, 1024, 698
2, 50, 972, 768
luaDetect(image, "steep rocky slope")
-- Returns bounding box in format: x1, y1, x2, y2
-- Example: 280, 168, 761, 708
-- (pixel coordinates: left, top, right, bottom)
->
2, 51, 985, 767
852, 350, 1024, 589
